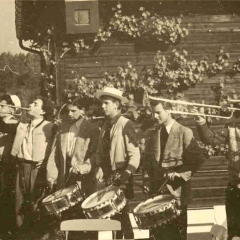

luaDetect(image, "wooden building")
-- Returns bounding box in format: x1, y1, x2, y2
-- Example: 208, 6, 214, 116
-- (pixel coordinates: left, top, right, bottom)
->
15, 1, 240, 210
60, 1, 240, 210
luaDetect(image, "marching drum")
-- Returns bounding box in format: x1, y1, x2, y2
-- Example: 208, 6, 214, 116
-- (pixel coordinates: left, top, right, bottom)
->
42, 183, 84, 215
81, 185, 127, 219
133, 194, 181, 229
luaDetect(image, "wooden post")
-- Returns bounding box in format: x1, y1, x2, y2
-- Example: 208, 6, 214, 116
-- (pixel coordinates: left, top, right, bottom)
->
53, 27, 61, 105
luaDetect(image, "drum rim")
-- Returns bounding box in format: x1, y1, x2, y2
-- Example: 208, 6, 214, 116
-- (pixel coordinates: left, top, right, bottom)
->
96, 197, 127, 219
42, 184, 80, 203
42, 183, 83, 215
133, 194, 174, 215
83, 191, 127, 219
81, 185, 121, 210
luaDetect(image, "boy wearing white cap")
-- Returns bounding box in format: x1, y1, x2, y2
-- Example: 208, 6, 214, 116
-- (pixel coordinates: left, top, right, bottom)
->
0, 96, 55, 239
0, 94, 21, 238
95, 87, 141, 239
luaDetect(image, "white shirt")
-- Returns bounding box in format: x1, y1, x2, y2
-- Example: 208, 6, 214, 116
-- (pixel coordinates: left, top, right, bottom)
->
18, 118, 44, 161
165, 119, 175, 134
67, 118, 83, 158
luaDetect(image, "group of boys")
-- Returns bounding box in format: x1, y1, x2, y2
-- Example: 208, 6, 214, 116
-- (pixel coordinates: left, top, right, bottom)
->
0, 87, 238, 240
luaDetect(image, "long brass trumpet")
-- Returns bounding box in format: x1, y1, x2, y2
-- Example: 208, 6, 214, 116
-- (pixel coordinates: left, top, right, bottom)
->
0, 103, 30, 111
148, 96, 240, 119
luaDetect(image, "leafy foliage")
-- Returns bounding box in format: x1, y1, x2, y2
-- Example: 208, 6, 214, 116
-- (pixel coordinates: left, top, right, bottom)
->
207, 47, 230, 77
197, 141, 228, 157
0, 52, 41, 106
93, 3, 188, 45
67, 49, 208, 100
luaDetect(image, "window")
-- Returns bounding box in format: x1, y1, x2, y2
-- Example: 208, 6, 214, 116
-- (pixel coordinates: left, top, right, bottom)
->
74, 9, 90, 25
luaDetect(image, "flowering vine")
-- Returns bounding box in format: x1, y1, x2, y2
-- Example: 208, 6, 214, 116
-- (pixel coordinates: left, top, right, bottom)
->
197, 141, 229, 157
150, 49, 208, 94
94, 3, 189, 46
207, 47, 230, 77
66, 49, 208, 101
228, 57, 240, 76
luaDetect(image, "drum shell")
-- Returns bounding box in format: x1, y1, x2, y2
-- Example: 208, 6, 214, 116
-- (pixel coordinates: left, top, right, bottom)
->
133, 195, 181, 229
42, 183, 84, 215
81, 186, 127, 219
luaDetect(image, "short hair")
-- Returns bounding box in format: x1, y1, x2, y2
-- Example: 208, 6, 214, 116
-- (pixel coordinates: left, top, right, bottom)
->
67, 97, 91, 111
36, 96, 54, 120
150, 100, 173, 111
99, 95, 122, 110
0, 94, 15, 106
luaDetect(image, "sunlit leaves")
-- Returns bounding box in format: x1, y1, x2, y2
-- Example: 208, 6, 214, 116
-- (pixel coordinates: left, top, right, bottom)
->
94, 3, 188, 45
207, 47, 230, 77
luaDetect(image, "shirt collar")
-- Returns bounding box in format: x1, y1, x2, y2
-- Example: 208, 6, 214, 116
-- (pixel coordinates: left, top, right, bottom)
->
72, 117, 84, 129
107, 113, 121, 126
31, 118, 44, 127
164, 119, 175, 134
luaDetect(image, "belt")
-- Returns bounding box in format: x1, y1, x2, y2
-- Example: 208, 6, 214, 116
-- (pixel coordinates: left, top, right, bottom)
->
16, 158, 43, 169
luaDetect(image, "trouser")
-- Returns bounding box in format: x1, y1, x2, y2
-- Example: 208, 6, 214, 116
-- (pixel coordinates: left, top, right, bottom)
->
50, 172, 98, 240
226, 184, 240, 240
66, 171, 97, 197
111, 204, 134, 239
150, 205, 188, 240
102, 170, 134, 239
15, 160, 47, 239
0, 160, 16, 236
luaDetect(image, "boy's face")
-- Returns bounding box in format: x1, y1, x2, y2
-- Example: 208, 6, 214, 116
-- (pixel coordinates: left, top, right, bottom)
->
67, 104, 83, 122
0, 100, 13, 117
152, 102, 170, 125
28, 99, 45, 118
101, 97, 119, 117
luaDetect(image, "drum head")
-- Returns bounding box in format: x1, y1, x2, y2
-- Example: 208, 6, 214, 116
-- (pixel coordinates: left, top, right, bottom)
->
82, 185, 118, 209
42, 185, 76, 203
134, 195, 173, 214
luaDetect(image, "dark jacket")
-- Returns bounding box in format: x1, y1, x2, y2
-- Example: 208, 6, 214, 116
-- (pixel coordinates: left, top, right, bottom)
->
144, 121, 206, 206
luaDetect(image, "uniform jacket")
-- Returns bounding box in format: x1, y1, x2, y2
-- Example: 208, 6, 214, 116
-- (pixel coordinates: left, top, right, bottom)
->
0, 117, 18, 162
46, 118, 99, 193
11, 120, 54, 163
144, 121, 205, 206
97, 116, 140, 174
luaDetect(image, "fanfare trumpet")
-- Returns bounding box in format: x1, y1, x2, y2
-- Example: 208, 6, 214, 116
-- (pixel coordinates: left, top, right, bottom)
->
0, 103, 30, 111
148, 95, 240, 119
0, 104, 30, 116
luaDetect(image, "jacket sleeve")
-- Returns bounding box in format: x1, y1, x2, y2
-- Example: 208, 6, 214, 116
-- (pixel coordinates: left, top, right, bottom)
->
123, 121, 141, 174
0, 119, 18, 134
179, 127, 206, 179
46, 131, 59, 183
87, 124, 100, 171
197, 122, 228, 146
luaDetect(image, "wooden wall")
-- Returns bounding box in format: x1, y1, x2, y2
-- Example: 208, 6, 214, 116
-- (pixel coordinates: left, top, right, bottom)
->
60, 1, 240, 209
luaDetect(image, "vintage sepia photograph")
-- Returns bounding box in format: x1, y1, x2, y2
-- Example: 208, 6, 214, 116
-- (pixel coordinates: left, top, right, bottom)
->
0, 0, 239, 239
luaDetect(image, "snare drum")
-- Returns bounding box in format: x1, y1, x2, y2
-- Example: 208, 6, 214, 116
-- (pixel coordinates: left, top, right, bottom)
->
81, 185, 127, 219
133, 195, 181, 229
42, 183, 84, 215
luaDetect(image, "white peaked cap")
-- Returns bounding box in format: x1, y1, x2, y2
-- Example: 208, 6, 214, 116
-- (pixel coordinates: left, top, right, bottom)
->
9, 95, 21, 108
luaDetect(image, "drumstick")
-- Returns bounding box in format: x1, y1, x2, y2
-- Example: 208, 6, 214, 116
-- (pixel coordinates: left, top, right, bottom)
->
97, 182, 114, 202
156, 179, 168, 194
97, 172, 121, 201
65, 161, 80, 187
57, 168, 74, 196
65, 170, 73, 187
